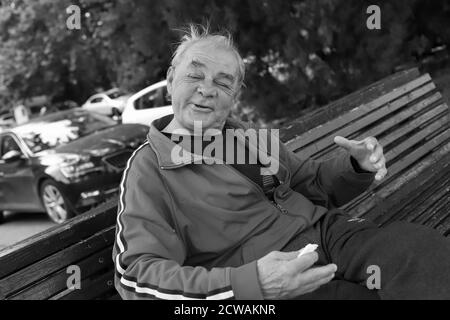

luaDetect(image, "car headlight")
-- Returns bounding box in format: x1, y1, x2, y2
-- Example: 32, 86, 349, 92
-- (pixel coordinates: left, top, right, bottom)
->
60, 161, 99, 179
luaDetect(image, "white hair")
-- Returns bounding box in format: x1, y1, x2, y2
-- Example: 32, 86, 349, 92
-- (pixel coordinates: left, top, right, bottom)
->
171, 24, 245, 87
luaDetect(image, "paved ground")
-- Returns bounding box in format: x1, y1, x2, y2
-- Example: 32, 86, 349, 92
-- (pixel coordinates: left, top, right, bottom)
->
0, 211, 55, 251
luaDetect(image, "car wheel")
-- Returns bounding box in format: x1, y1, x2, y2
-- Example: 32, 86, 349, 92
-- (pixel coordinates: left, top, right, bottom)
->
0, 211, 4, 224
40, 180, 74, 224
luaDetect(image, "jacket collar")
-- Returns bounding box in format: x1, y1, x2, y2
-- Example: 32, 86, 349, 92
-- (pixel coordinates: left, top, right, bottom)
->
147, 114, 252, 169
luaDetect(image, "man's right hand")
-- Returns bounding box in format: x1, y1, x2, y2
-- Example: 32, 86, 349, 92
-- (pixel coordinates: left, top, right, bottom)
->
256, 250, 337, 299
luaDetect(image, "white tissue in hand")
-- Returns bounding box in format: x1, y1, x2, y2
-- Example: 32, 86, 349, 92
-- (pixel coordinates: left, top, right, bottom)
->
297, 244, 318, 258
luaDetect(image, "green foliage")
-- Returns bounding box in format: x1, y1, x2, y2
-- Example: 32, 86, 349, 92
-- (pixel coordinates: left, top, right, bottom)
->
0, 0, 449, 121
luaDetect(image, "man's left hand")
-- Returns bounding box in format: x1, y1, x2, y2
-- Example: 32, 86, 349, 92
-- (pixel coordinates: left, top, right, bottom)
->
334, 136, 387, 181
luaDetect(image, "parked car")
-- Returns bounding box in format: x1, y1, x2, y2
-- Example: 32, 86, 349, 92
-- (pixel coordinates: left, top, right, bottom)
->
121, 80, 173, 126
13, 100, 78, 125
41, 100, 79, 115
0, 108, 149, 224
81, 88, 131, 116
0, 112, 15, 131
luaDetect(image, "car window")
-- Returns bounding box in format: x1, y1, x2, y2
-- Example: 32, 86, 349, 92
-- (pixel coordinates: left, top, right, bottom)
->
107, 90, 126, 99
134, 86, 169, 110
90, 97, 104, 103
14, 110, 116, 153
0, 135, 22, 157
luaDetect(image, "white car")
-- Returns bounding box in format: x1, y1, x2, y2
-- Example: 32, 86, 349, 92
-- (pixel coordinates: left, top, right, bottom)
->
81, 88, 131, 116
121, 80, 173, 126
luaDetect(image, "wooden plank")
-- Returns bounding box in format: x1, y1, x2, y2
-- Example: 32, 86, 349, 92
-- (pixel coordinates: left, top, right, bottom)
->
294, 82, 437, 157
407, 179, 450, 224
52, 270, 115, 300
290, 82, 437, 157
344, 133, 450, 216
369, 148, 450, 224
345, 137, 450, 218
347, 138, 450, 216
435, 212, 450, 236
0, 197, 118, 279
286, 74, 433, 151
7, 246, 114, 300
0, 227, 115, 299
418, 194, 450, 226
281, 68, 421, 142
383, 116, 449, 163
311, 95, 445, 160
375, 164, 450, 226
423, 200, 450, 229
345, 117, 449, 214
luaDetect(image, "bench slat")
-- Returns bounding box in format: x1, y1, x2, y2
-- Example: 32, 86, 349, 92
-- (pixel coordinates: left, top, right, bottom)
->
0, 227, 115, 299
367, 146, 450, 225
281, 68, 421, 142
52, 270, 115, 300
342, 118, 449, 212
379, 168, 450, 226
8, 245, 114, 300
0, 198, 117, 279
336, 115, 449, 215
434, 213, 450, 236
346, 137, 450, 217
312, 94, 444, 160
383, 115, 448, 162
405, 174, 450, 223
423, 202, 450, 230
291, 82, 437, 158
416, 191, 450, 225
286, 74, 433, 152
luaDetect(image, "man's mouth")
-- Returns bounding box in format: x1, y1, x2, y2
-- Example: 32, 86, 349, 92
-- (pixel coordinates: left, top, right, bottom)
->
192, 103, 213, 112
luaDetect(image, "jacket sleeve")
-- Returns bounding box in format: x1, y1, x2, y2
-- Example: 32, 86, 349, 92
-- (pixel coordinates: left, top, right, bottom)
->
279, 141, 375, 209
112, 145, 264, 300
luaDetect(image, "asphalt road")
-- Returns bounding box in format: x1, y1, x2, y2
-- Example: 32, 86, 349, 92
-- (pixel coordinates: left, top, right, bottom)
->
0, 211, 55, 251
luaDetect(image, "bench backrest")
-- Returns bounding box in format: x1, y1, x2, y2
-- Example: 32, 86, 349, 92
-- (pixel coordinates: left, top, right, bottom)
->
0, 199, 118, 299
0, 68, 448, 299
284, 70, 449, 229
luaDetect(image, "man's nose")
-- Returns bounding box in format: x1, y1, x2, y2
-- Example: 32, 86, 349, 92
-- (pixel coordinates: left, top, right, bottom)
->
197, 83, 217, 98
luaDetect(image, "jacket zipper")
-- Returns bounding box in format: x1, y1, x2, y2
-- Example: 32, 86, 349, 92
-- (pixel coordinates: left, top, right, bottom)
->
273, 201, 289, 214
224, 164, 290, 215
158, 138, 293, 215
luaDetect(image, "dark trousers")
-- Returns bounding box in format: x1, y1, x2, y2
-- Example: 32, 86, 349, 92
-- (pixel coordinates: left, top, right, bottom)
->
282, 209, 450, 300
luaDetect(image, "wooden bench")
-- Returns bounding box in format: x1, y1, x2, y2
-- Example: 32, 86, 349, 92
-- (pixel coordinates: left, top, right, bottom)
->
0, 68, 448, 299
282, 68, 450, 233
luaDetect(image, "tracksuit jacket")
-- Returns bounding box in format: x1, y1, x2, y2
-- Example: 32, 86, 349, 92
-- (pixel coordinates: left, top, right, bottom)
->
112, 115, 375, 300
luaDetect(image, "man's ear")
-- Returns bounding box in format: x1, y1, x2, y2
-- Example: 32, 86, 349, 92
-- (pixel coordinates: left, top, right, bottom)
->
166, 66, 175, 96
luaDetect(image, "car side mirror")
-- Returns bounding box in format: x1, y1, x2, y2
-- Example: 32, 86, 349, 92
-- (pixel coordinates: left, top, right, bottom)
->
2, 150, 23, 162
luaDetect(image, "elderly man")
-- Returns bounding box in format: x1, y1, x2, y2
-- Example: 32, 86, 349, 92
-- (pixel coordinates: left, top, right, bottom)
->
113, 25, 450, 300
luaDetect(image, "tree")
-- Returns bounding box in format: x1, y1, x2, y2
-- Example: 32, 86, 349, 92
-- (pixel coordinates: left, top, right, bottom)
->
1, 0, 449, 121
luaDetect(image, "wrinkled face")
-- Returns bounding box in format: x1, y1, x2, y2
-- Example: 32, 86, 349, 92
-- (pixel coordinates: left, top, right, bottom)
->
166, 41, 240, 132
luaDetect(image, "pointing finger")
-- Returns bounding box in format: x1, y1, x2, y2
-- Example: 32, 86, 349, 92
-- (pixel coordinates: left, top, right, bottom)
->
334, 136, 352, 150
334, 136, 366, 151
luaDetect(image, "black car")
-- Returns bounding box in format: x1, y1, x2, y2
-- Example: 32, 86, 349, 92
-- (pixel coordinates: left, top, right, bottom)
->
0, 108, 149, 224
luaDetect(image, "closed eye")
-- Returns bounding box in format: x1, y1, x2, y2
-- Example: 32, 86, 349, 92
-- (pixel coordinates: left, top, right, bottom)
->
187, 73, 203, 80
216, 81, 231, 89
